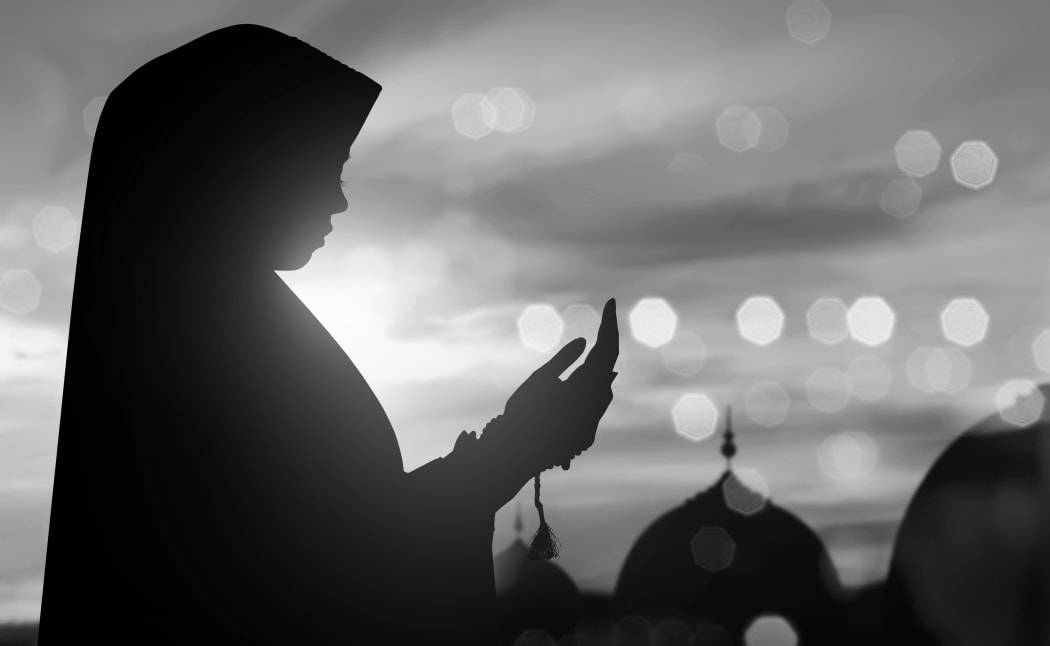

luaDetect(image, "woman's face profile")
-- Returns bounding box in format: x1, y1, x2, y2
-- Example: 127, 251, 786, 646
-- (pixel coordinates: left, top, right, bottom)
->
236, 132, 352, 272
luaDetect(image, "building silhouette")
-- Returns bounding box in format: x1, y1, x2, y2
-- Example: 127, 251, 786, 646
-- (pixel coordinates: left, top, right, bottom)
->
494, 501, 585, 643
613, 407, 847, 644
881, 384, 1049, 646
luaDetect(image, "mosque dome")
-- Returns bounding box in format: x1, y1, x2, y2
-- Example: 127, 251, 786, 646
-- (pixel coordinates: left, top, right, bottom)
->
494, 503, 584, 641
881, 383, 1047, 646
613, 407, 847, 643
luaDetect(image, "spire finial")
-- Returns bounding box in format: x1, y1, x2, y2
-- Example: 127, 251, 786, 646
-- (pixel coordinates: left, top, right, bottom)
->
721, 404, 736, 469
514, 498, 523, 537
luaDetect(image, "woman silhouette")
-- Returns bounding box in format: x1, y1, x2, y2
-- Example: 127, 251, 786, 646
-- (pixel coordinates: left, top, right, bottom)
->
39, 24, 618, 646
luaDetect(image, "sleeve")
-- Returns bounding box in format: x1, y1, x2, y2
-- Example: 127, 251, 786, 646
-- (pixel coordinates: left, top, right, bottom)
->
404, 418, 544, 519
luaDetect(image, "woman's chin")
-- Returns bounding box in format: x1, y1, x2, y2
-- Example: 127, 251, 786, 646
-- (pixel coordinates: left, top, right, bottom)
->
274, 244, 322, 271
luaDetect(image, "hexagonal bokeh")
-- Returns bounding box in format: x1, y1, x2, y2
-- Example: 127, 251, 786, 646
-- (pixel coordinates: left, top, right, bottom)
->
786, 0, 831, 45
818, 431, 878, 481
716, 105, 757, 153
905, 347, 938, 394
744, 615, 799, 646
517, 304, 564, 352
907, 346, 972, 395
846, 355, 893, 402
560, 304, 601, 345
847, 297, 896, 347
451, 92, 496, 140
806, 367, 850, 414
661, 330, 708, 377
939, 298, 989, 347
673, 393, 719, 442
691, 526, 735, 572
751, 107, 789, 153
485, 86, 536, 134
1032, 329, 1050, 374
0, 269, 42, 316
744, 381, 790, 427
32, 205, 77, 253
894, 130, 942, 178
629, 297, 678, 348
736, 296, 785, 346
82, 95, 107, 137
722, 468, 770, 516
950, 141, 998, 190
996, 379, 1045, 427
879, 178, 922, 219
514, 629, 556, 646
806, 297, 849, 345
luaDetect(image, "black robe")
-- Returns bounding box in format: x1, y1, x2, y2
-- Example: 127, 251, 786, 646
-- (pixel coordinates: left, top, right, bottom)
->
40, 267, 519, 645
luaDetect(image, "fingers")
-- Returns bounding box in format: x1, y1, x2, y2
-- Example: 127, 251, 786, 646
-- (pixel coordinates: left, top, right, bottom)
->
532, 336, 586, 381
586, 297, 619, 374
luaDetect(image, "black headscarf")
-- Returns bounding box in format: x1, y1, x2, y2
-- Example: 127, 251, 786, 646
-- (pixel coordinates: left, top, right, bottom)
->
42, 24, 396, 645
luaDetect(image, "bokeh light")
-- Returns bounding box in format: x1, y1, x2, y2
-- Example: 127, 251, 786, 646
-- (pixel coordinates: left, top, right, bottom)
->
661, 330, 707, 377
786, 0, 831, 45
744, 381, 790, 427
32, 205, 77, 252
716, 105, 757, 153
451, 92, 496, 140
847, 297, 895, 346
0, 269, 42, 316
485, 86, 536, 134
691, 526, 735, 572
722, 468, 770, 516
950, 140, 998, 190
806, 297, 849, 345
517, 303, 564, 352
879, 177, 922, 219
736, 296, 785, 346
1032, 329, 1050, 374
818, 431, 878, 481
806, 367, 850, 413
672, 393, 719, 442
894, 130, 942, 178
560, 304, 601, 345
82, 95, 106, 137
906, 346, 972, 395
744, 615, 798, 646
846, 355, 893, 402
629, 297, 678, 348
750, 107, 790, 153
996, 379, 1044, 427
939, 297, 989, 347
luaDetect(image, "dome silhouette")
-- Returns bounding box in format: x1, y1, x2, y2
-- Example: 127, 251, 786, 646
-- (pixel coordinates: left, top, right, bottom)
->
494, 502, 584, 642
613, 407, 847, 644
881, 383, 1047, 646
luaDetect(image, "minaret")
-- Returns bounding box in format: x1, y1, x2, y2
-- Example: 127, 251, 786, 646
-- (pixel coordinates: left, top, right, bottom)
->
720, 404, 736, 472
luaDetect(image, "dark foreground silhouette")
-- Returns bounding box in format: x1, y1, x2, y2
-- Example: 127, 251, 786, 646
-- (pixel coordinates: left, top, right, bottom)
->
40, 24, 618, 646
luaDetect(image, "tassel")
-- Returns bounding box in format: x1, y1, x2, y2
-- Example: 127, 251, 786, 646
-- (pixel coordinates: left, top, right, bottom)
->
527, 473, 560, 560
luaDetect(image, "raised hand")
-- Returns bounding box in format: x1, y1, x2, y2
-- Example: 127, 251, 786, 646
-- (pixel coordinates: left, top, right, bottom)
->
501, 298, 619, 473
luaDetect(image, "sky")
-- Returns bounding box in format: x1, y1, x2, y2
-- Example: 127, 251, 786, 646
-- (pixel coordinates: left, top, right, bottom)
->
3, 0, 1050, 623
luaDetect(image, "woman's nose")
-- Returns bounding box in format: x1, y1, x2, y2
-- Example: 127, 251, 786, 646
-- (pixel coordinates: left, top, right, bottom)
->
331, 185, 349, 214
